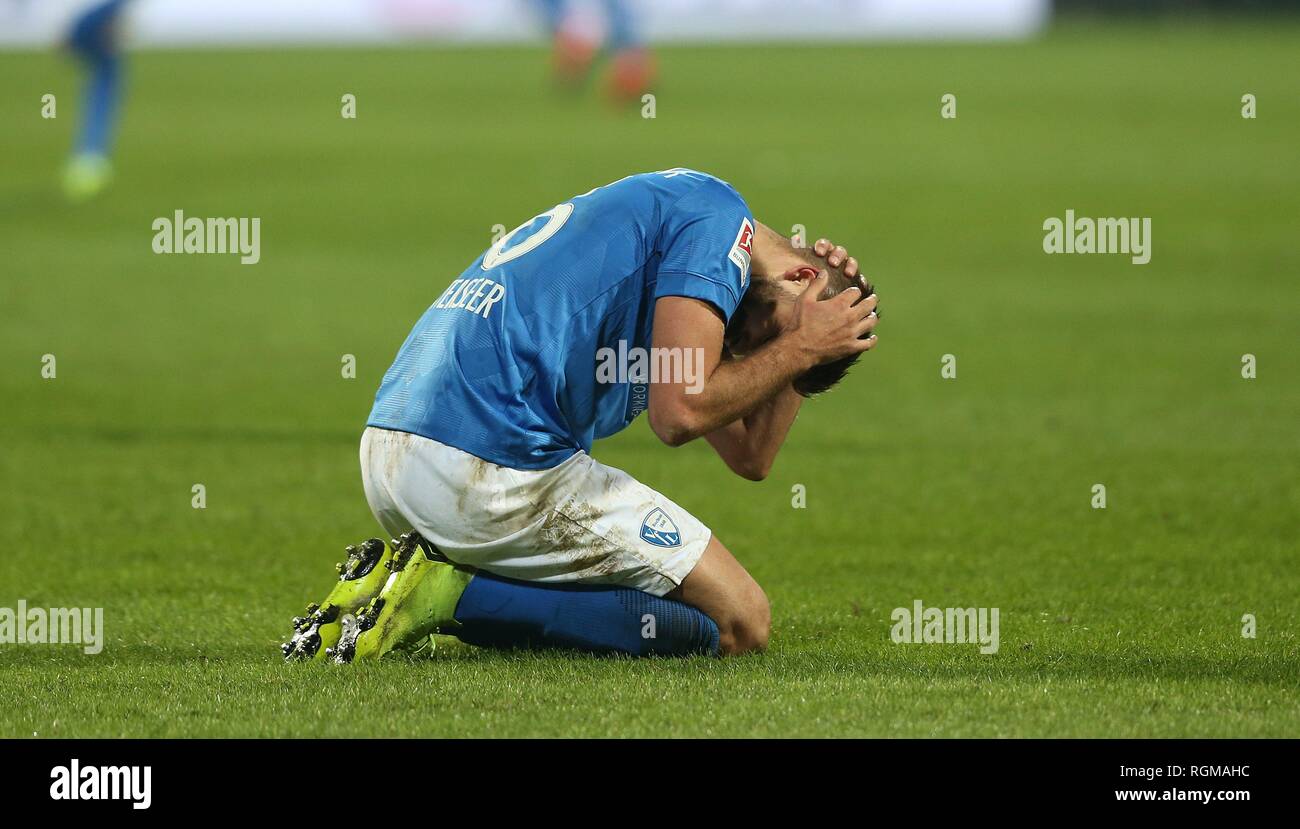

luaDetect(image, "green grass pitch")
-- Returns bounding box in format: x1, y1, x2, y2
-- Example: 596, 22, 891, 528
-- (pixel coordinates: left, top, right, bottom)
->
0, 20, 1297, 737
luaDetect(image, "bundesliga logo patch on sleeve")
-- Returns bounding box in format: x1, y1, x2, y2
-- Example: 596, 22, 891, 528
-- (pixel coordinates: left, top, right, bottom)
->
729, 218, 754, 287
640, 508, 682, 548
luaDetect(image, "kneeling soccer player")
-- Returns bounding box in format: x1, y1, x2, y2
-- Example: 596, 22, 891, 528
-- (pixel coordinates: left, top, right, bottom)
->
283, 168, 879, 662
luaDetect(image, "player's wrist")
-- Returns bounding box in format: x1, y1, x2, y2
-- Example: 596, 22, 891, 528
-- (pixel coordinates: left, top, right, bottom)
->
773, 330, 821, 374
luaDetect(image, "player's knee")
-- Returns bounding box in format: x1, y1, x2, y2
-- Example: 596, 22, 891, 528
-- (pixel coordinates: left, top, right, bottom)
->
718, 586, 770, 656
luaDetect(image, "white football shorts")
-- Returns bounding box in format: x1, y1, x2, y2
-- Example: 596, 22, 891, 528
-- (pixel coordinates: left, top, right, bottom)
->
359, 426, 711, 597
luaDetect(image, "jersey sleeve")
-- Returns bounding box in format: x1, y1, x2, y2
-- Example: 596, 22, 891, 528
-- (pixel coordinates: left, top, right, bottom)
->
654, 178, 755, 323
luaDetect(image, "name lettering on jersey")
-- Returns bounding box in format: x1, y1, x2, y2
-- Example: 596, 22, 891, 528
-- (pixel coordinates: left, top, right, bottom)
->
433, 277, 507, 318
729, 218, 754, 287
628, 383, 649, 420
659, 168, 708, 180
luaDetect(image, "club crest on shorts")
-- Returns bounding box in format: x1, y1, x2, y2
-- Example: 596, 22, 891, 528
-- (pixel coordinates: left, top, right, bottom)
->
640, 508, 682, 548
729, 218, 754, 287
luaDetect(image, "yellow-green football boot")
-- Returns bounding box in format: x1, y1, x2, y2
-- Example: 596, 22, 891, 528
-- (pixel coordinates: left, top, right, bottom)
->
328, 532, 474, 663
62, 153, 113, 202
282, 537, 393, 662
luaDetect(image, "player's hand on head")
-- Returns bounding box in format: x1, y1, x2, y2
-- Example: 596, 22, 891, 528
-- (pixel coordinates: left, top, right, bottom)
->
813, 237, 878, 318
812, 237, 861, 280
787, 270, 878, 366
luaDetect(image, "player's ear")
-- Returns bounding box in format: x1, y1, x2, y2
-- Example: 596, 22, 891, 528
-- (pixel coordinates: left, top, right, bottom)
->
783, 265, 819, 285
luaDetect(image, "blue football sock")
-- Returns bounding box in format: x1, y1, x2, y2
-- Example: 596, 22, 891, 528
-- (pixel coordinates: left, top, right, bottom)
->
452, 572, 720, 657
74, 57, 120, 157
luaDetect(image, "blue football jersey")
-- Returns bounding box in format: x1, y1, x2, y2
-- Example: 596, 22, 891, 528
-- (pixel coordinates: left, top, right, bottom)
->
367, 169, 756, 470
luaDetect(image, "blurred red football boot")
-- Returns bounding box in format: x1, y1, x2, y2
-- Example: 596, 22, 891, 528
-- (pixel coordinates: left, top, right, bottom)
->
607, 47, 656, 104
552, 28, 597, 89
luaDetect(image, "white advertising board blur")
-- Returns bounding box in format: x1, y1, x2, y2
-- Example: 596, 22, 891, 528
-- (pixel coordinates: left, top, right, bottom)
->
0, 0, 1049, 47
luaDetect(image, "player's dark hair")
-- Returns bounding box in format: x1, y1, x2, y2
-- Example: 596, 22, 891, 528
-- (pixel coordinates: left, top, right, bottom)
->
794, 249, 869, 396
727, 248, 872, 398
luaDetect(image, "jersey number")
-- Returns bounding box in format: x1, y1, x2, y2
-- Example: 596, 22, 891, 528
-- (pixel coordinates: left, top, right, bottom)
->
481, 203, 574, 270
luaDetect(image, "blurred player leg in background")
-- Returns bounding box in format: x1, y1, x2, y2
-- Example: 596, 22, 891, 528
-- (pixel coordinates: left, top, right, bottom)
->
537, 0, 598, 89
601, 0, 654, 103
536, 0, 655, 102
63, 0, 128, 201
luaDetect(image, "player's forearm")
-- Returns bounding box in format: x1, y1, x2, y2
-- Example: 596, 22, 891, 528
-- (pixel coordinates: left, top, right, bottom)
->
652, 333, 812, 446
705, 386, 803, 480
741, 384, 803, 466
